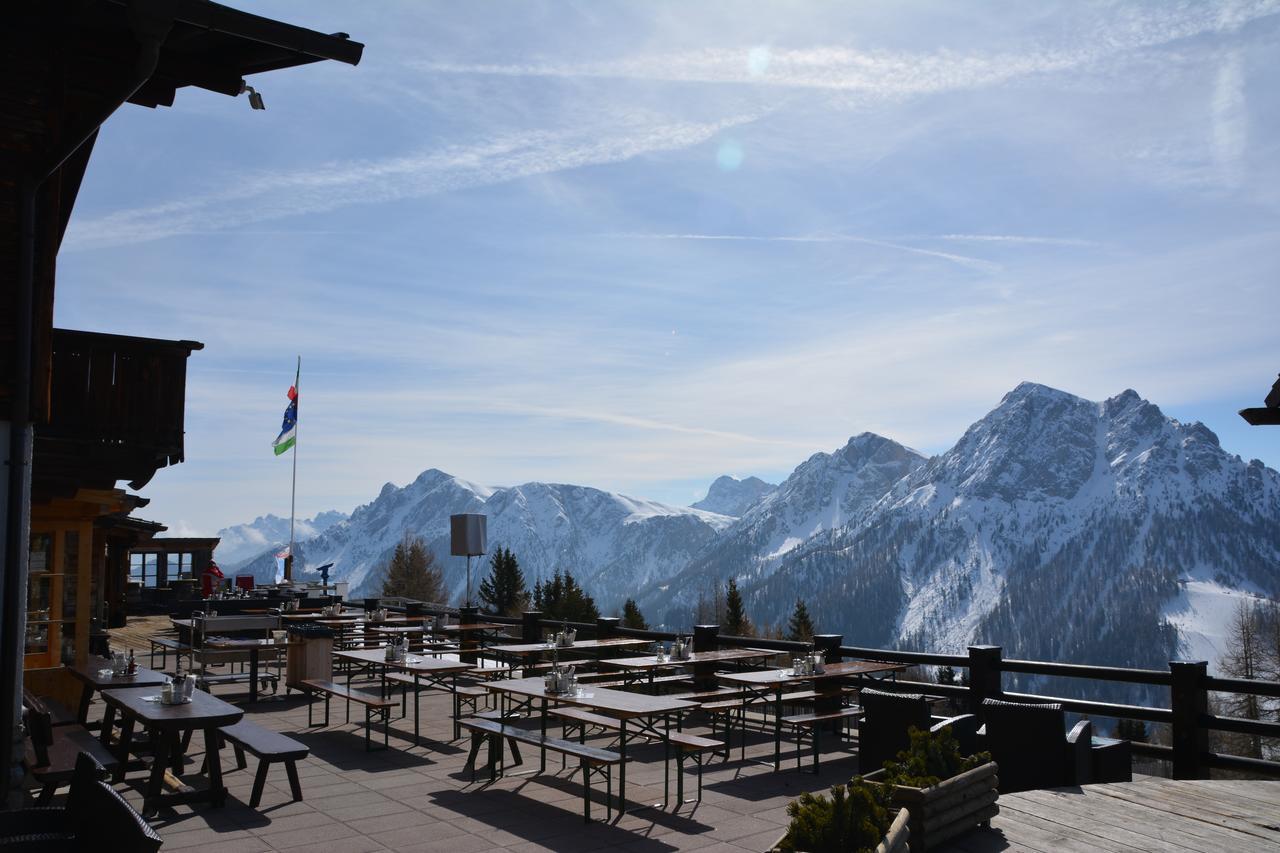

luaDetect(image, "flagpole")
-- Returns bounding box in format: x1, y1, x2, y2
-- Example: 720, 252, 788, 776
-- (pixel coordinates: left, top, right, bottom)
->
287, 355, 299, 581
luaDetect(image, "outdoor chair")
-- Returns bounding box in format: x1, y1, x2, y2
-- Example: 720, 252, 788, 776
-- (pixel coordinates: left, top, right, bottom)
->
0, 753, 162, 852
857, 687, 979, 773
978, 697, 1092, 793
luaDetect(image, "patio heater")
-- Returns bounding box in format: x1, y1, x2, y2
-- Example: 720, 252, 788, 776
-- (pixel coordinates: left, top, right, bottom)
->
450, 513, 487, 608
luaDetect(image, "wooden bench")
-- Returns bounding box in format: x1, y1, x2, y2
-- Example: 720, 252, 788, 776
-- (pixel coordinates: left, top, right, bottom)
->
549, 707, 723, 805
148, 636, 192, 670
668, 732, 723, 803
781, 707, 864, 773
302, 679, 395, 751
458, 717, 621, 822
22, 697, 120, 805
215, 720, 309, 808
702, 689, 851, 760
523, 659, 592, 675
198, 671, 280, 694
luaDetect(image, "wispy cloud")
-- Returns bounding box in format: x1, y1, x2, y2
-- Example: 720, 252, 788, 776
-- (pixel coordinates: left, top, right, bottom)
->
410, 3, 1280, 98
610, 232, 1001, 272
64, 111, 763, 250
935, 234, 1101, 248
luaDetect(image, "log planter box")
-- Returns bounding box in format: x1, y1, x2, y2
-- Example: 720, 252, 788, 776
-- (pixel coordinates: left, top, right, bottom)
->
863, 761, 998, 852
769, 806, 911, 853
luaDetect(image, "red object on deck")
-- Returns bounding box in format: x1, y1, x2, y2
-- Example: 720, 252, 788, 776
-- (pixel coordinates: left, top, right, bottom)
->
202, 560, 225, 597
234, 575, 255, 591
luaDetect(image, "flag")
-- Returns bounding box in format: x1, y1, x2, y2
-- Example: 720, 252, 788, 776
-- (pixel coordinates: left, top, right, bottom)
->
274, 547, 290, 584
272, 383, 297, 455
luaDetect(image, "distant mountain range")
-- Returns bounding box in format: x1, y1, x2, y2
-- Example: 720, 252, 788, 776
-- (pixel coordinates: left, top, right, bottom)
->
215, 511, 348, 569
223, 382, 1280, 677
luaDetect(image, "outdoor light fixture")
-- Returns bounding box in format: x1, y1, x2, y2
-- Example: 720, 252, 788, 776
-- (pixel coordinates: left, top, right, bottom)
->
239, 82, 266, 110
1239, 373, 1280, 426
450, 514, 487, 608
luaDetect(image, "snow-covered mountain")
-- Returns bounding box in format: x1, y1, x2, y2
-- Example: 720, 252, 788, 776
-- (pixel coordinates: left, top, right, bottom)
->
644, 433, 927, 624
215, 511, 348, 569
691, 476, 777, 517
236, 469, 733, 603
224, 382, 1280, 683
741, 383, 1280, 678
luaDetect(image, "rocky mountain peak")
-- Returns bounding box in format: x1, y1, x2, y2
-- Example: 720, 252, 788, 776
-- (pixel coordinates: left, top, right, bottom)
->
692, 475, 777, 517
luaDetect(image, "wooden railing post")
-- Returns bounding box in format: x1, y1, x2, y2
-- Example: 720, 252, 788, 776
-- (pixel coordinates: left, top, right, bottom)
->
968, 645, 1002, 717
693, 625, 720, 690
596, 616, 620, 639
1169, 660, 1209, 780
521, 610, 543, 643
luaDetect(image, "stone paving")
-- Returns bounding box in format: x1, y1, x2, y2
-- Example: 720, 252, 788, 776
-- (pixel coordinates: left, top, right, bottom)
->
83, 655, 862, 852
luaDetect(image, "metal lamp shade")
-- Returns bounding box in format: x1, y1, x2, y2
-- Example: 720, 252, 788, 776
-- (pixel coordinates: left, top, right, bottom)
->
450, 514, 487, 556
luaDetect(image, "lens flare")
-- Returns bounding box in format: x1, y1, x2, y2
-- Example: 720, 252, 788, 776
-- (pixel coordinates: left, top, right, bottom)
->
747, 45, 771, 77
716, 140, 745, 171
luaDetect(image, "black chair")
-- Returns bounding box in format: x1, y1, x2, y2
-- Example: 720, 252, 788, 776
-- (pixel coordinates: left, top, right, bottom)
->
978, 698, 1092, 793
857, 688, 979, 774
1, 753, 163, 852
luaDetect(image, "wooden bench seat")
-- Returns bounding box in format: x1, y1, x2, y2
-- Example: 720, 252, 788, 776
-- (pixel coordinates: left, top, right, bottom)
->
522, 659, 593, 674
148, 636, 193, 669
549, 708, 724, 805
781, 707, 864, 773
215, 720, 309, 808
23, 696, 120, 805
199, 671, 279, 690
459, 717, 620, 822
667, 732, 723, 803
302, 679, 395, 751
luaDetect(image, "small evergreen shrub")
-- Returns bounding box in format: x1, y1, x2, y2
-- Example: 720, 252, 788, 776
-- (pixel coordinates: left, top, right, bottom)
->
777, 776, 895, 853
881, 726, 991, 788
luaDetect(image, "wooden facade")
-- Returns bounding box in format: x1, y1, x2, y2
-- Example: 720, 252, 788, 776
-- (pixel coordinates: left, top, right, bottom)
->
1, 0, 363, 799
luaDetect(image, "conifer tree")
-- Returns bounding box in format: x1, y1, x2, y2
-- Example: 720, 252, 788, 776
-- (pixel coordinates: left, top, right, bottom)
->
725, 579, 754, 636
380, 533, 444, 602
532, 569, 599, 623
478, 547, 528, 616
786, 598, 816, 643
621, 598, 648, 630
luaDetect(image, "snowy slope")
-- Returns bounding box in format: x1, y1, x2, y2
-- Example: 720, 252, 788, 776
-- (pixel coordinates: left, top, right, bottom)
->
235, 468, 732, 603
748, 383, 1280, 676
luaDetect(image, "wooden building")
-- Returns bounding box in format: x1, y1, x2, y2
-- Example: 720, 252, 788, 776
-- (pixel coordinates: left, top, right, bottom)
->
1, 0, 362, 800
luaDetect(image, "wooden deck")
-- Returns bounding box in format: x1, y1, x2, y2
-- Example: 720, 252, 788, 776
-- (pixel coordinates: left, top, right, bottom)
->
99, 618, 1280, 852
941, 779, 1280, 853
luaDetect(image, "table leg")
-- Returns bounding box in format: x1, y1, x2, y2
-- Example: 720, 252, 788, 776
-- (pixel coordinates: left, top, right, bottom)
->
539, 697, 547, 774
113, 716, 135, 782
248, 648, 259, 702
205, 727, 226, 807
143, 728, 172, 814
98, 704, 116, 747
619, 718, 628, 807
414, 673, 421, 746
77, 684, 94, 726
774, 686, 783, 771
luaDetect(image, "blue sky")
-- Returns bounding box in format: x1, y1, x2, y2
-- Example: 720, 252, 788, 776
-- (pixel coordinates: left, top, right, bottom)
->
55, 1, 1280, 535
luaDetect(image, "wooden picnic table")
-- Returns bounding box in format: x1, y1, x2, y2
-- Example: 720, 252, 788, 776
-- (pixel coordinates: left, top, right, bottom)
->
66, 656, 169, 725
98, 686, 242, 814
202, 636, 284, 702
718, 660, 906, 770
334, 648, 474, 745
597, 647, 777, 686
485, 676, 695, 808
488, 636, 650, 661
